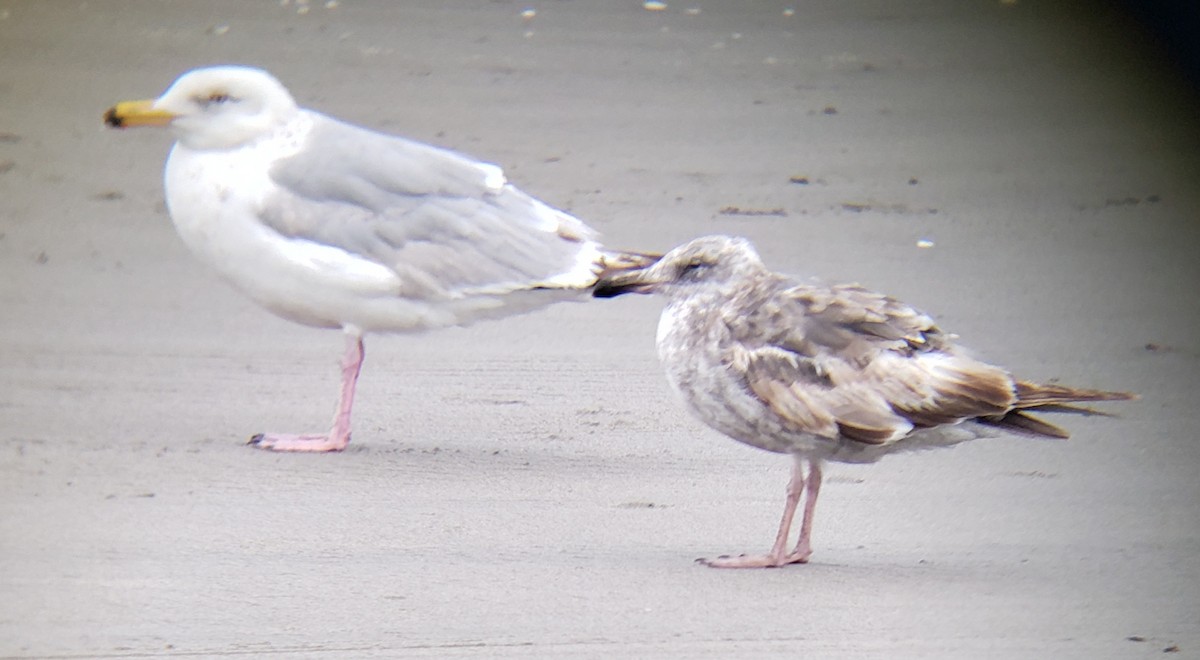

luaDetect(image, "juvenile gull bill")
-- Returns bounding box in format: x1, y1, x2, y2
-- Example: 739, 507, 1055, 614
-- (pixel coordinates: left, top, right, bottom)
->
595, 235, 1135, 568
104, 65, 655, 452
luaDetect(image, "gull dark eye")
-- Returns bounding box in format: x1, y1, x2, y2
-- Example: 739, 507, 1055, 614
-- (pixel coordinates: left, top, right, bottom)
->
195, 92, 233, 107
679, 259, 710, 278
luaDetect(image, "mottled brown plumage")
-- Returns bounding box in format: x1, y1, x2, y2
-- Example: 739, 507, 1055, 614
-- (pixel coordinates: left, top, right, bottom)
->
595, 235, 1135, 568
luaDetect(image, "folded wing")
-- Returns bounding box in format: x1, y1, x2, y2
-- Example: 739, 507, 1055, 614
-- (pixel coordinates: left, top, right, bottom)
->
258, 113, 603, 300
730, 282, 1020, 445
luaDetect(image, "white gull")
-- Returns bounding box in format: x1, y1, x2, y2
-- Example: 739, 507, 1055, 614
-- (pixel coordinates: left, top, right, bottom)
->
104, 65, 655, 452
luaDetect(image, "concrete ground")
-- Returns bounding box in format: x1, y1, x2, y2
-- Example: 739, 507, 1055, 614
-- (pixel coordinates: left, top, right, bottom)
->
1, 1, 1197, 657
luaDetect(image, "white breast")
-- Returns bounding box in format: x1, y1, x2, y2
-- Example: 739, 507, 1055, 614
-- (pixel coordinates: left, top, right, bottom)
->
162, 120, 418, 331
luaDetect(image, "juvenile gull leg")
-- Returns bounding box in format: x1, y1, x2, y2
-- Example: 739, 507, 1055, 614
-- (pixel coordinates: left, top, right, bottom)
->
701, 456, 811, 568
249, 332, 364, 452
788, 460, 823, 563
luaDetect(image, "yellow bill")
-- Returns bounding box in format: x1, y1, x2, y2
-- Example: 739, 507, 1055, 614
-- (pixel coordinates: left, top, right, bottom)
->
103, 99, 176, 128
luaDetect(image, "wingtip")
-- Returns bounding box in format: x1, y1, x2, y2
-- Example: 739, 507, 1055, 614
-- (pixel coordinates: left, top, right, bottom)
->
597, 249, 660, 277
981, 410, 1072, 439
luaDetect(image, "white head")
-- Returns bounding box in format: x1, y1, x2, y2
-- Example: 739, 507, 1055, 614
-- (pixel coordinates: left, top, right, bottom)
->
105, 66, 300, 150
594, 235, 768, 300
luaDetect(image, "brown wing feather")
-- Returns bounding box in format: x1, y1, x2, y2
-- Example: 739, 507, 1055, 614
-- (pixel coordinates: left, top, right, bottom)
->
744, 364, 841, 439
737, 347, 917, 447
858, 353, 1017, 428
730, 282, 1026, 447
787, 283, 944, 353
979, 410, 1071, 438
730, 279, 1134, 447
791, 283, 1018, 431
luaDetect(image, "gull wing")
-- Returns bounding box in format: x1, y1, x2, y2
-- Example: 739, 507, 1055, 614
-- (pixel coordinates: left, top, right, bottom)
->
259, 112, 601, 299
728, 281, 1019, 445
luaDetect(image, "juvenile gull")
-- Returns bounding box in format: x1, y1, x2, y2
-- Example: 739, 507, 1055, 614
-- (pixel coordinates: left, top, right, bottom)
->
595, 235, 1135, 568
104, 65, 655, 452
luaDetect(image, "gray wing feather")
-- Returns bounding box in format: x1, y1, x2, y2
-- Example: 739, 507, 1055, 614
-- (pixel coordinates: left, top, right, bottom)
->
260, 113, 598, 296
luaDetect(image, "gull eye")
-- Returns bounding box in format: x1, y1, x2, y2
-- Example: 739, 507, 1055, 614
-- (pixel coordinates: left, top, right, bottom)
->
196, 92, 233, 107
679, 259, 710, 277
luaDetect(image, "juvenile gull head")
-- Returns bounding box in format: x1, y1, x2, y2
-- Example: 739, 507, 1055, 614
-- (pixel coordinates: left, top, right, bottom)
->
597, 234, 1135, 568
595, 235, 768, 300
104, 65, 656, 453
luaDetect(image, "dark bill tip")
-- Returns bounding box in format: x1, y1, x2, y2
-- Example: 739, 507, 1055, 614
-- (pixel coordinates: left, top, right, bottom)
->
103, 107, 124, 128
592, 282, 630, 298
593, 279, 656, 298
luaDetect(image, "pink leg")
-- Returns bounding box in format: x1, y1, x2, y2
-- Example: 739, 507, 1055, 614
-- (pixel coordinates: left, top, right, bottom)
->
699, 456, 813, 569
786, 460, 822, 563
248, 332, 365, 452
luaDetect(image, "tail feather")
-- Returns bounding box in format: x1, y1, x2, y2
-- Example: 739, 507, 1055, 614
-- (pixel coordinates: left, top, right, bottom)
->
975, 380, 1138, 439
1014, 380, 1137, 408
597, 249, 661, 279
1021, 403, 1120, 418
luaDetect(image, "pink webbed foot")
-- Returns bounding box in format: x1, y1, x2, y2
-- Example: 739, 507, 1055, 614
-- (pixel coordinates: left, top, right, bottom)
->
696, 549, 811, 569
246, 333, 364, 454
696, 458, 822, 569
248, 432, 350, 453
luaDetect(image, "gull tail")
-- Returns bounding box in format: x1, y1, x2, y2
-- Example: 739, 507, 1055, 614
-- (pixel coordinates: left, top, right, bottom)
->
596, 249, 661, 279
530, 247, 659, 293
1013, 381, 1137, 408
979, 380, 1138, 439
